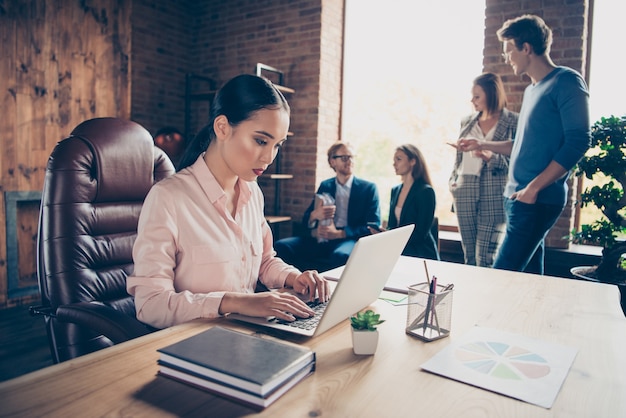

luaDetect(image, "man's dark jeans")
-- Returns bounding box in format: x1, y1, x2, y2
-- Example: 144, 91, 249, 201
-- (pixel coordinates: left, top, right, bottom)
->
493, 197, 563, 275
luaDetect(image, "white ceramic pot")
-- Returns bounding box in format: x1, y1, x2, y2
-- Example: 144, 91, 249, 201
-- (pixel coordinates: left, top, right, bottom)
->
351, 328, 379, 355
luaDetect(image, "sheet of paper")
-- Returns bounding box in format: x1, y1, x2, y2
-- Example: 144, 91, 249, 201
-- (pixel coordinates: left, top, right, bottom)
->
379, 290, 408, 305
420, 326, 578, 409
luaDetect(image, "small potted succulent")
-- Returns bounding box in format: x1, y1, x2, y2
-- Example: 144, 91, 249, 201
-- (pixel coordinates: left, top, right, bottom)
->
350, 309, 385, 355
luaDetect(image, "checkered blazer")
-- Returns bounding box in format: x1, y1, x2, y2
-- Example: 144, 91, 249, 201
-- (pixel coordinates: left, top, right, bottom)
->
449, 108, 519, 192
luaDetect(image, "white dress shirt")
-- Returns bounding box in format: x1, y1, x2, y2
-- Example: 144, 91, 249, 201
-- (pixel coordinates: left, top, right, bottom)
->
334, 175, 353, 228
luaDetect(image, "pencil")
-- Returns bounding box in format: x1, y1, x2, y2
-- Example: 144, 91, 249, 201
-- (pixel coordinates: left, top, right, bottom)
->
422, 261, 433, 333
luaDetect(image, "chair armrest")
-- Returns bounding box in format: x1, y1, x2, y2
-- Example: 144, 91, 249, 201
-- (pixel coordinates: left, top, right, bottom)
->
56, 302, 154, 344
29, 305, 55, 317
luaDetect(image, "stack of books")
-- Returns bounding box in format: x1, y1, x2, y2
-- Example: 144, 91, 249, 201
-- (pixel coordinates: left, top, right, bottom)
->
157, 326, 316, 409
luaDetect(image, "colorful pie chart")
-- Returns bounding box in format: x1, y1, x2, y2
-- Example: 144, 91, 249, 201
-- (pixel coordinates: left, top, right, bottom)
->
454, 341, 551, 380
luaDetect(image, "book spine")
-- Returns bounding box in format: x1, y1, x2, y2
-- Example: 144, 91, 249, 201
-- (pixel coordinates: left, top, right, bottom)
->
158, 350, 314, 396
158, 361, 315, 409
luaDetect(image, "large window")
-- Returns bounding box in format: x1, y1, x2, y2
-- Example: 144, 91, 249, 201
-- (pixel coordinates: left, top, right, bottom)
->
580, 0, 626, 229
342, 0, 485, 227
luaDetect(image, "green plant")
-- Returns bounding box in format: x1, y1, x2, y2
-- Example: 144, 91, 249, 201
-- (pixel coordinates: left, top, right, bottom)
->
350, 310, 385, 331
572, 115, 626, 282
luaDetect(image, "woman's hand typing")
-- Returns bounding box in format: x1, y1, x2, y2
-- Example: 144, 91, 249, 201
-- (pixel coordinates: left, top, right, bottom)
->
219, 291, 316, 321
286, 270, 330, 302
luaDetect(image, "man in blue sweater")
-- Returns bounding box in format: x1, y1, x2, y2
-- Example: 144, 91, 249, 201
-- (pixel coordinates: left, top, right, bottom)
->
274, 142, 381, 272
458, 15, 590, 274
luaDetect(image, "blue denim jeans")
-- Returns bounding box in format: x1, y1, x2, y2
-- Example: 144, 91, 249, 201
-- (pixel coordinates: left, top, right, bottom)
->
492, 197, 563, 275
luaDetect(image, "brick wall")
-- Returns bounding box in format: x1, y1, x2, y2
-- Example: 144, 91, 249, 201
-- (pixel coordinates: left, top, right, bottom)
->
198, 0, 321, 224
185, 0, 342, 225
130, 0, 195, 137
483, 0, 591, 248
290, 0, 345, 219
129, 0, 342, 226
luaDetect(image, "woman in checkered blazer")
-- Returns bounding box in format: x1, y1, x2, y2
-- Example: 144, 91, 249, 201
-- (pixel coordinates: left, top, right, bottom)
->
449, 73, 519, 267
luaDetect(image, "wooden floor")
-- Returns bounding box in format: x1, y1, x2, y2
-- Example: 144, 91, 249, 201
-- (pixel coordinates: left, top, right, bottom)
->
0, 305, 54, 382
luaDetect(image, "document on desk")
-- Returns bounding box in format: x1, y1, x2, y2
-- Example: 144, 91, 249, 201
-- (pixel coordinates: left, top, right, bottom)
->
420, 326, 578, 409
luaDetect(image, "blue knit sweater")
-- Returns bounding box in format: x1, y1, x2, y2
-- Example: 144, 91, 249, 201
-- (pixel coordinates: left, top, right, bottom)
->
505, 66, 591, 206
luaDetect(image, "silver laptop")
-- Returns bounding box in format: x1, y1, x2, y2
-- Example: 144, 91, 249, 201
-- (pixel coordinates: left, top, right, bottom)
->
228, 224, 414, 337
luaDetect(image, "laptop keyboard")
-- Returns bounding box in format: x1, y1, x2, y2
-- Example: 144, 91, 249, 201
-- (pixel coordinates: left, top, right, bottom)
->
276, 299, 328, 330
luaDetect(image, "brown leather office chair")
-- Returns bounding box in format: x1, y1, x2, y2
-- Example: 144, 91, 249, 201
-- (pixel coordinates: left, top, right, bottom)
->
31, 117, 175, 363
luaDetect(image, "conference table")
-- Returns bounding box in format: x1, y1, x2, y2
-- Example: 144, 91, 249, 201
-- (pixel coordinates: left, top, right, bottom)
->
1, 257, 625, 417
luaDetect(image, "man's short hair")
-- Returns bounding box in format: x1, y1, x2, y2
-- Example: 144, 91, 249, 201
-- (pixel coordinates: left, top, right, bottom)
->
326, 141, 353, 167
497, 14, 553, 56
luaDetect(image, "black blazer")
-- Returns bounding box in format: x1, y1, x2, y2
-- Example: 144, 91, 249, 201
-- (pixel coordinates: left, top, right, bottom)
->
302, 176, 381, 239
388, 180, 439, 260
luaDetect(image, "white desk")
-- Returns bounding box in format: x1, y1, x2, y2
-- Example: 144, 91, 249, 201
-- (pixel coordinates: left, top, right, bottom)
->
1, 257, 625, 417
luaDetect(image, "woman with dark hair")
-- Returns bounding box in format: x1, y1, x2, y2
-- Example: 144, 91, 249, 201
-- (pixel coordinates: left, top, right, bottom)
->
128, 74, 329, 329
369, 144, 439, 260
448, 73, 519, 267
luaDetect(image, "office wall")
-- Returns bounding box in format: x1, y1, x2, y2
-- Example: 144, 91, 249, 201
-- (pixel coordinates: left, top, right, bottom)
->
130, 0, 195, 136
133, 0, 590, 247
0, 0, 592, 307
0, 0, 132, 307
128, 0, 343, 230
0, 0, 337, 308
186, 0, 343, 222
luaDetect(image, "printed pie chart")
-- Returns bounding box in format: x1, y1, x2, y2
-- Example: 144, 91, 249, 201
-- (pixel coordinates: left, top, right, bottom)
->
454, 341, 551, 380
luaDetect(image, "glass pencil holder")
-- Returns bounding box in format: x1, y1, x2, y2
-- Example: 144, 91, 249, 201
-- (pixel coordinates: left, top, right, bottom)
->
405, 282, 453, 342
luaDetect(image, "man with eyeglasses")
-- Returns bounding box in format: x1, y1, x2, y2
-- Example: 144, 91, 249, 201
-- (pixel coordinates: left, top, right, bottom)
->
274, 141, 381, 271
458, 14, 590, 274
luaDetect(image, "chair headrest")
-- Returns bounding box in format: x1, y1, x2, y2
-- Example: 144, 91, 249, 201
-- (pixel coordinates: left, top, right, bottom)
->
69, 117, 156, 202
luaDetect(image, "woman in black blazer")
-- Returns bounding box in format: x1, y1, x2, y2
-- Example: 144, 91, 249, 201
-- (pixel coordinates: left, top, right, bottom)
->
370, 144, 439, 260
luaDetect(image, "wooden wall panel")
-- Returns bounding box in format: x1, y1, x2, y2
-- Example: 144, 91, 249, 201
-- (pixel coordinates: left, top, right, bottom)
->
0, 0, 131, 307
16, 201, 39, 292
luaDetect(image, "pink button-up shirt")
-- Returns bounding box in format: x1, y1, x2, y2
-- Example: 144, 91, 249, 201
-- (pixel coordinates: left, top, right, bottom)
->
127, 156, 299, 328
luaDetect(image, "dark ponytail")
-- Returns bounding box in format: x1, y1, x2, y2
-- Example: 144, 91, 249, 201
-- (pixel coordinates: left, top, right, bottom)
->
177, 74, 290, 171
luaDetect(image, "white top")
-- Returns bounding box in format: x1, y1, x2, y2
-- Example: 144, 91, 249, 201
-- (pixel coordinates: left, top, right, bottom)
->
458, 122, 495, 176
334, 175, 353, 228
